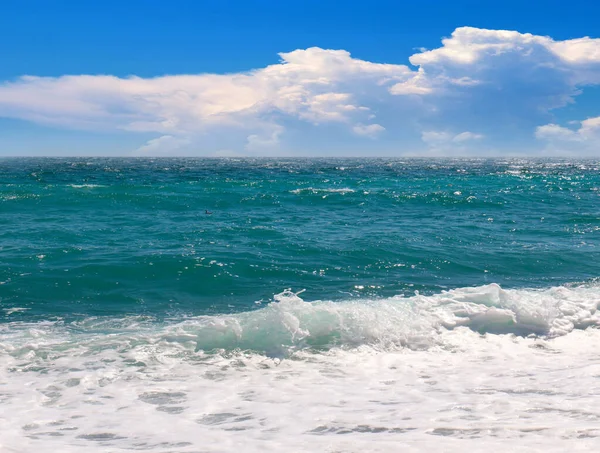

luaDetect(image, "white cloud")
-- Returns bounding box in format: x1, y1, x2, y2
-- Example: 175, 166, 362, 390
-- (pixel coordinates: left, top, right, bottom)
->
452, 131, 484, 142
352, 123, 385, 138
389, 69, 434, 95
135, 135, 192, 155
421, 130, 485, 155
1, 27, 600, 155
397, 27, 600, 127
0, 48, 410, 135
421, 131, 453, 145
421, 130, 483, 144
245, 125, 284, 154
536, 116, 600, 153
409, 27, 600, 70
536, 124, 582, 142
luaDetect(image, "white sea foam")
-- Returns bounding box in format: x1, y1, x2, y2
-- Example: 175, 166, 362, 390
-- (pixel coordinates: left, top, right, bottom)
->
162, 284, 600, 354
1, 283, 600, 452
2, 307, 29, 315
290, 187, 355, 194
68, 184, 107, 189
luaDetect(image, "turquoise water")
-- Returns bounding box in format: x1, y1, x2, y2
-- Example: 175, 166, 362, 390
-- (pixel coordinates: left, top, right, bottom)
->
3, 158, 600, 452
2, 158, 599, 325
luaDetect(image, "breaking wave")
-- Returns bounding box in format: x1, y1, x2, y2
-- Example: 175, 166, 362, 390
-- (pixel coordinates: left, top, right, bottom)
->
3, 283, 599, 359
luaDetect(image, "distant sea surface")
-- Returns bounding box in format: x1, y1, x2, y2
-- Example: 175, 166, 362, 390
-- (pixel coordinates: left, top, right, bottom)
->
2, 158, 600, 452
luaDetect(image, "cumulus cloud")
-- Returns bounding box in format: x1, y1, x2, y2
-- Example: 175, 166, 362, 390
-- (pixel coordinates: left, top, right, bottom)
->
537, 117, 600, 141
245, 125, 284, 154
0, 48, 410, 141
422, 130, 483, 144
420, 130, 485, 155
352, 123, 385, 138
1, 27, 600, 155
135, 135, 192, 155
536, 117, 600, 154
452, 131, 484, 142
389, 69, 434, 95
408, 27, 600, 75
398, 28, 600, 145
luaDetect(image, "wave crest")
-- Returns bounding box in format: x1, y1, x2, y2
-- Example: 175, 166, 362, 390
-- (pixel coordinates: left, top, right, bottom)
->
3, 283, 599, 359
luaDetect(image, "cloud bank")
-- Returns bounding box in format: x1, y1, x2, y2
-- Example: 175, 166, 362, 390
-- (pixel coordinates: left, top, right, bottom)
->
1, 27, 600, 155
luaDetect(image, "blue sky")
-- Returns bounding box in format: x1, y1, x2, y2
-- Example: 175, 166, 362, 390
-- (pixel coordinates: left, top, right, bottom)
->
1, 0, 600, 156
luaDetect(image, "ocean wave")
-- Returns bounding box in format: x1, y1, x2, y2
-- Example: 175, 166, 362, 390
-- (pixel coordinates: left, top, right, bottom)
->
290, 187, 355, 194
2, 282, 600, 452
161, 283, 600, 354
68, 184, 107, 188
2, 283, 599, 358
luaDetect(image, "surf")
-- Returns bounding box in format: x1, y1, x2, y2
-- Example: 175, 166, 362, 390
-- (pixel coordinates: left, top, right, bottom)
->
3, 283, 599, 360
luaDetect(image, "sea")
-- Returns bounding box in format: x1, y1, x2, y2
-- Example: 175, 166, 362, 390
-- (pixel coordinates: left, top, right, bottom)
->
1, 158, 600, 452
